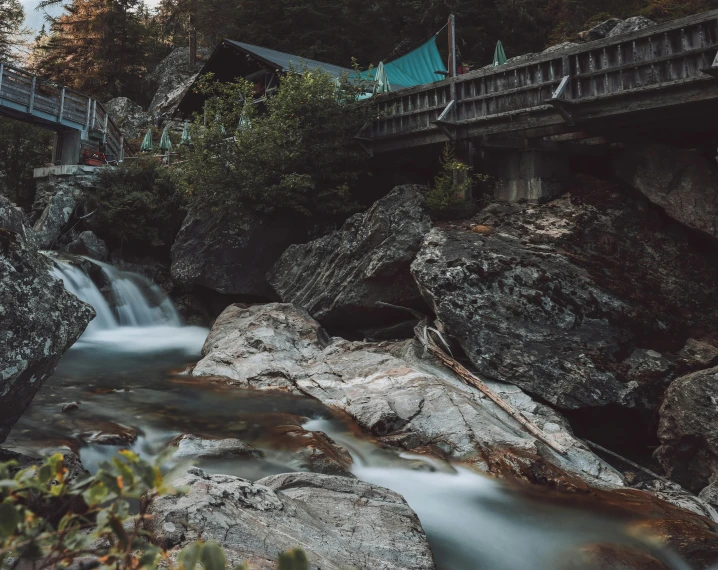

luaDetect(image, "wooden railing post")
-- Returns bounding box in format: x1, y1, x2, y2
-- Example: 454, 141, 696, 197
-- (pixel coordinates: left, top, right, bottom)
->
85, 98, 92, 131
58, 87, 66, 123
103, 113, 108, 144
0, 63, 4, 96
28, 75, 36, 113
91, 100, 97, 129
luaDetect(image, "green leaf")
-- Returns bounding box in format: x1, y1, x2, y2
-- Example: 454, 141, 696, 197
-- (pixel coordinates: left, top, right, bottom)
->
178, 542, 201, 570
83, 482, 108, 506
0, 502, 20, 537
200, 541, 226, 570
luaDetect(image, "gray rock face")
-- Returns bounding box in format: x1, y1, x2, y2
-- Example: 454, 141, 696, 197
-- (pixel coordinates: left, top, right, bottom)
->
145, 468, 435, 570
585, 18, 623, 41
104, 97, 152, 141
0, 195, 94, 443
615, 144, 718, 239
148, 47, 209, 119
410, 177, 718, 410
192, 303, 624, 489
171, 434, 263, 460
656, 366, 718, 493
268, 186, 431, 328
607, 16, 656, 38
33, 192, 79, 250
171, 209, 308, 299
67, 231, 108, 261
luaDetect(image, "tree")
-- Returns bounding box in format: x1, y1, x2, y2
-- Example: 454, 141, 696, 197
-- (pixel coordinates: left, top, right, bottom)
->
0, 0, 25, 63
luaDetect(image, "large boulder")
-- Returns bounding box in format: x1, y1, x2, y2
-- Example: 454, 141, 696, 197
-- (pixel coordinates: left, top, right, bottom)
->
268, 186, 431, 328
145, 468, 435, 570
171, 209, 309, 299
104, 97, 152, 141
192, 303, 624, 489
410, 176, 718, 410
656, 366, 718, 493
33, 191, 79, 250
148, 47, 209, 120
67, 231, 108, 261
607, 16, 656, 38
0, 196, 94, 442
614, 144, 718, 240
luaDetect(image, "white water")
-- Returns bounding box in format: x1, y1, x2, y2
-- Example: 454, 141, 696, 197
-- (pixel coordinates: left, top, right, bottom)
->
50, 257, 207, 355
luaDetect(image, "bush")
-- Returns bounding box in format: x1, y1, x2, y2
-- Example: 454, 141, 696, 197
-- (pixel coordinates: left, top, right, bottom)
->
0, 452, 307, 569
421, 144, 479, 218
179, 68, 374, 219
92, 159, 184, 250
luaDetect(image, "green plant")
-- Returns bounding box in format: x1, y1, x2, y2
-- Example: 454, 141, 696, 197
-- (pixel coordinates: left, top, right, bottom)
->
422, 144, 476, 218
178, 67, 374, 219
92, 158, 184, 249
0, 451, 307, 570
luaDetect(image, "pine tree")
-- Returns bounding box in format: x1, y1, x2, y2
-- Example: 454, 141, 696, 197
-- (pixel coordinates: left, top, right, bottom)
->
0, 0, 25, 63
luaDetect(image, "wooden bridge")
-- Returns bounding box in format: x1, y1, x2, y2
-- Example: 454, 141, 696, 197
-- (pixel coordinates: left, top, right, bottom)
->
0, 63, 128, 165
364, 9, 718, 163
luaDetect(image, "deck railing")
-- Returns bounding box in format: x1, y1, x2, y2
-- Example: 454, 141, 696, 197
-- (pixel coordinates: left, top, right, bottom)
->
368, 9, 718, 140
0, 63, 130, 160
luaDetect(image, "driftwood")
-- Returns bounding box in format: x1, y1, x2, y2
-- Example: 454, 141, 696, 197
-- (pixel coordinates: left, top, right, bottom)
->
414, 322, 569, 456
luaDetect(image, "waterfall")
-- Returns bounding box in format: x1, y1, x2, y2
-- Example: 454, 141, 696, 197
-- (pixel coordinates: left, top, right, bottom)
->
49, 256, 207, 355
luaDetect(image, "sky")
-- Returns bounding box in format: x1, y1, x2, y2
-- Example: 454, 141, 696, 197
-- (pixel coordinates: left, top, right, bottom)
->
21, 0, 161, 32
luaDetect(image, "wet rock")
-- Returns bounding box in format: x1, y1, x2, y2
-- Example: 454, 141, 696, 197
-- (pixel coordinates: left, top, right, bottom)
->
607, 17, 656, 38
80, 423, 139, 446
1, 196, 94, 443
558, 543, 669, 570
67, 231, 108, 261
171, 209, 309, 299
273, 426, 354, 477
192, 303, 624, 489
171, 434, 263, 460
584, 18, 623, 41
656, 366, 718, 492
269, 186, 430, 329
104, 97, 152, 141
145, 468, 435, 570
60, 402, 80, 413
614, 144, 718, 240
410, 176, 718, 410
148, 47, 210, 121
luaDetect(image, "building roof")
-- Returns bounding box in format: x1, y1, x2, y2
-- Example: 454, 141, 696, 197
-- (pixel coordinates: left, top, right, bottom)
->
225, 40, 356, 79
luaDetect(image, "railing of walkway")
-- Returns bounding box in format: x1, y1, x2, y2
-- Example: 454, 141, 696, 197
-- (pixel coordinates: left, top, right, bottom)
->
0, 63, 130, 160
368, 9, 718, 140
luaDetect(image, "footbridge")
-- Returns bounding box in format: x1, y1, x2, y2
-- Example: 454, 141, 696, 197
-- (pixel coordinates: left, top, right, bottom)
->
362, 9, 718, 200
0, 63, 128, 165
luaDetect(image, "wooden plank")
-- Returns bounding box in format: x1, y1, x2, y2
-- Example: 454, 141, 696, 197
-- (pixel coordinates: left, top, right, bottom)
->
58, 87, 65, 122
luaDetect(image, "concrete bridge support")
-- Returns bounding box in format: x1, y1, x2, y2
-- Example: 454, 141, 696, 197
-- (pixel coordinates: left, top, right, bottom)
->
52, 130, 83, 166
494, 149, 571, 203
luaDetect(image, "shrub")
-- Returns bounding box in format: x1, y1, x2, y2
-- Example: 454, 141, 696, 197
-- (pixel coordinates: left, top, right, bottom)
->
92, 159, 184, 250
0, 451, 307, 569
422, 144, 476, 218
178, 68, 374, 219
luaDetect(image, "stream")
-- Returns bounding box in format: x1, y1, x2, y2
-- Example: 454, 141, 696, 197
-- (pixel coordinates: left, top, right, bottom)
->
4, 259, 699, 570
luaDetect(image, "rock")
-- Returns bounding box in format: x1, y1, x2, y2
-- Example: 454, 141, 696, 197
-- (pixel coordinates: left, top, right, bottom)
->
192, 303, 624, 489
268, 186, 431, 329
145, 468, 435, 570
607, 16, 656, 38
31, 167, 99, 226
104, 97, 152, 141
170, 434, 263, 460
0, 195, 94, 443
585, 18, 623, 41
614, 144, 718, 240
67, 231, 109, 261
80, 423, 139, 446
148, 47, 210, 120
33, 192, 79, 250
410, 176, 718, 410
171, 209, 309, 299
656, 366, 718, 492
558, 543, 669, 570
60, 402, 80, 413
272, 426, 354, 477
679, 339, 718, 370
542, 41, 580, 54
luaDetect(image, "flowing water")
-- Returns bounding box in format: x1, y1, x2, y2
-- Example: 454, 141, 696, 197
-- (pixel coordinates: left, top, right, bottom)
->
4, 258, 702, 570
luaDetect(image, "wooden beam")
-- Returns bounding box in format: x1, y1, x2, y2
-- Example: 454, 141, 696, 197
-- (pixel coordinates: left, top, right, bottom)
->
28, 75, 36, 113
58, 87, 65, 123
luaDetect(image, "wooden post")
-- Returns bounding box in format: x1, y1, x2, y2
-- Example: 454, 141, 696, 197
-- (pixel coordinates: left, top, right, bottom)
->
91, 100, 97, 129
58, 87, 66, 122
85, 98, 92, 131
103, 113, 108, 144
448, 14, 457, 78
28, 75, 36, 113
0, 63, 4, 95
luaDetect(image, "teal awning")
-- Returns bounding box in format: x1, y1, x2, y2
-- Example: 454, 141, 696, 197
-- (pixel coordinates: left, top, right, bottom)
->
358, 36, 447, 91
140, 128, 153, 152
493, 41, 508, 67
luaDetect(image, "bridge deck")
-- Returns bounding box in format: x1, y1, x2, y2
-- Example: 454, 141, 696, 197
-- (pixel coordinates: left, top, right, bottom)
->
366, 9, 718, 152
0, 63, 128, 160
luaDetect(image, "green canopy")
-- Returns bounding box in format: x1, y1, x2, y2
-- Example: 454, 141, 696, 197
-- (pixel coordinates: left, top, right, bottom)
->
159, 126, 173, 152
493, 40, 508, 67
140, 128, 153, 152
180, 122, 192, 145
357, 36, 447, 92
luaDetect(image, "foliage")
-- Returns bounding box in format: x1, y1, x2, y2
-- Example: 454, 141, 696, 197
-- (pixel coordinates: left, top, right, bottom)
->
0, 451, 307, 569
0, 118, 53, 209
178, 68, 373, 218
92, 158, 184, 249
422, 144, 476, 218
0, 0, 25, 63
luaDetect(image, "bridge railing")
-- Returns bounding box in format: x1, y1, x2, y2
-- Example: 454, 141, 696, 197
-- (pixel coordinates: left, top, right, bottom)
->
368, 9, 718, 141
0, 63, 130, 161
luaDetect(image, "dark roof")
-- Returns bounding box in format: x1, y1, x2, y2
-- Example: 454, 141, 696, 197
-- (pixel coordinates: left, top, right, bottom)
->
225, 40, 356, 78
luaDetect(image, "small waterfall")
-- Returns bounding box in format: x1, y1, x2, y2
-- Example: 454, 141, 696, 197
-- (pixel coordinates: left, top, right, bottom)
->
51, 257, 181, 334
